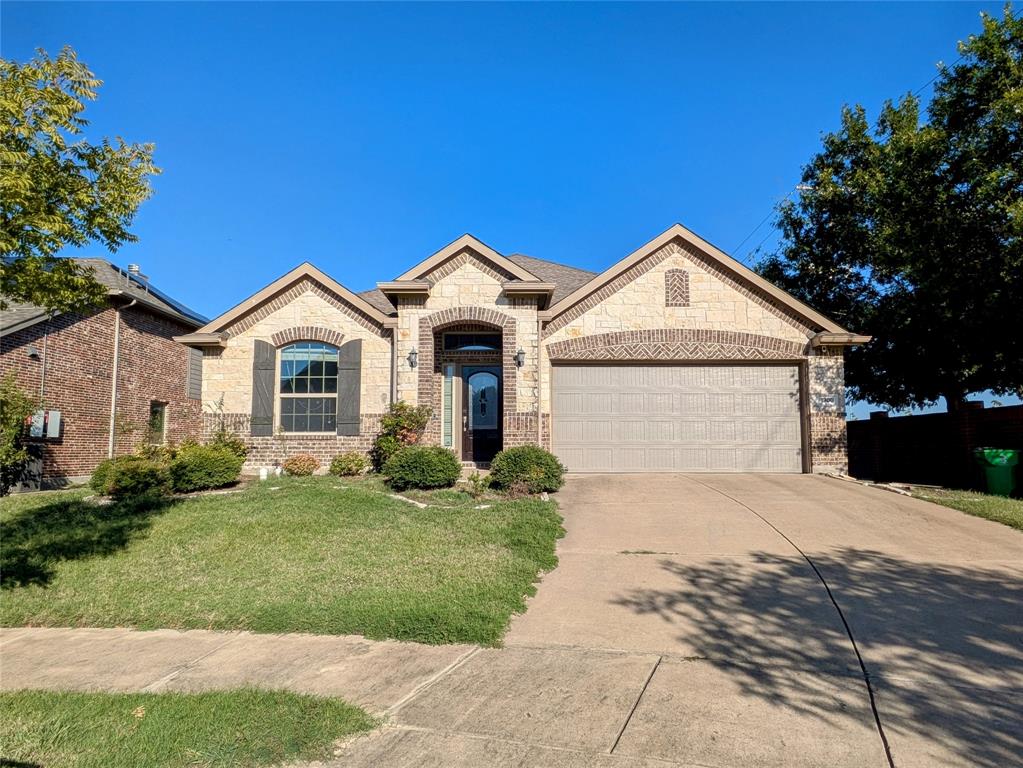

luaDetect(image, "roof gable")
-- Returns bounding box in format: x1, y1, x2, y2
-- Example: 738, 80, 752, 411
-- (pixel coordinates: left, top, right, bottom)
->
543, 224, 847, 334
196, 262, 395, 334
395, 234, 541, 283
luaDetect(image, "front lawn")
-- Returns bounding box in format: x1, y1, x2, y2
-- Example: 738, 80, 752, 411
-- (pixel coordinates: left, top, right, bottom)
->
0, 688, 374, 768
912, 487, 1023, 531
0, 476, 563, 645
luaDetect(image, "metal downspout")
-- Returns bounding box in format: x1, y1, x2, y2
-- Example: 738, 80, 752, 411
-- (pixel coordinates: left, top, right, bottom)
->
107, 299, 137, 458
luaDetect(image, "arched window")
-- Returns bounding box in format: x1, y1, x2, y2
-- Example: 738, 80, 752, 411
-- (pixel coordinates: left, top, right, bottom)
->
279, 341, 339, 432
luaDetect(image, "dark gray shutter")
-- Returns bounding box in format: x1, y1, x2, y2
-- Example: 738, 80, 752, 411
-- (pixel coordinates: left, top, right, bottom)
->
337, 339, 362, 436
186, 347, 203, 400
251, 340, 276, 436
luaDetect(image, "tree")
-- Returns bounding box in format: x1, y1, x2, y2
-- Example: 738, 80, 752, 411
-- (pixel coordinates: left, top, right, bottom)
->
0, 374, 36, 495
0, 47, 160, 313
757, 6, 1023, 411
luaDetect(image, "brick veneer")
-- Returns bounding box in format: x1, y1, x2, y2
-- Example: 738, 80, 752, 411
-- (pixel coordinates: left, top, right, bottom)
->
0, 304, 201, 482
423, 249, 516, 284
203, 413, 384, 469
270, 326, 345, 348
547, 329, 806, 361
665, 269, 690, 307
545, 238, 814, 336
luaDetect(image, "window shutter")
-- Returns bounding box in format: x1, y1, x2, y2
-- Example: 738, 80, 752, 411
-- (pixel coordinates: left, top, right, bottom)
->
186, 348, 203, 400
251, 340, 276, 436
337, 339, 362, 436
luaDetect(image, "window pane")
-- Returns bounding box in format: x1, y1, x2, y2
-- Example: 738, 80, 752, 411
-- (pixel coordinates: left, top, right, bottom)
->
325, 414, 337, 431
324, 360, 338, 377
293, 377, 308, 394
324, 377, 337, 394
309, 378, 323, 393
294, 414, 308, 431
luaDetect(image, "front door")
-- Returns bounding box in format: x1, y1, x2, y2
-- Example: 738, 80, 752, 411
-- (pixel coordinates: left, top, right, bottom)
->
462, 366, 502, 463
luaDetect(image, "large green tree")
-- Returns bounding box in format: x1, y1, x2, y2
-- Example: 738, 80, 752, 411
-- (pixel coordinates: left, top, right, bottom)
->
758, 6, 1022, 410
0, 47, 159, 313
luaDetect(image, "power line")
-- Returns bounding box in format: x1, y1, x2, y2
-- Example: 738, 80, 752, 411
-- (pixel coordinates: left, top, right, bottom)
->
730, 52, 969, 265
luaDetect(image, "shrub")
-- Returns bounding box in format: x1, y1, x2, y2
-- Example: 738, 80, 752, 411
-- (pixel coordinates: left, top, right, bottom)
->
489, 445, 565, 494
0, 374, 35, 496
91, 456, 170, 499
169, 444, 244, 493
383, 446, 461, 491
282, 453, 319, 476
208, 429, 248, 459
371, 401, 431, 471
465, 470, 490, 500
330, 451, 367, 477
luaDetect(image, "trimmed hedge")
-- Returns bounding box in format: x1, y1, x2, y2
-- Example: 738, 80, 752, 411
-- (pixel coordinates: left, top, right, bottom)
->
489, 445, 565, 494
90, 456, 170, 499
169, 445, 244, 493
383, 446, 461, 491
330, 452, 368, 477
282, 454, 319, 476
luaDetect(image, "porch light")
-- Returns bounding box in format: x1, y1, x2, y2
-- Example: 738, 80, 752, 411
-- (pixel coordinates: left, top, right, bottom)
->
514, 348, 526, 368
407, 347, 418, 368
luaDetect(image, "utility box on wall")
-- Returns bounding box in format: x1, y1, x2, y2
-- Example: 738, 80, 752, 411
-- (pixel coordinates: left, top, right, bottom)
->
28, 409, 62, 439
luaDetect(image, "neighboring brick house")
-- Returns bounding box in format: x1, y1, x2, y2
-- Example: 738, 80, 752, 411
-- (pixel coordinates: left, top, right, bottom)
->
1, 259, 206, 485
179, 224, 869, 474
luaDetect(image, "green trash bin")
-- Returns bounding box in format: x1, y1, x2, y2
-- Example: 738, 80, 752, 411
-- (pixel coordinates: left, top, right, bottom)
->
973, 448, 1019, 497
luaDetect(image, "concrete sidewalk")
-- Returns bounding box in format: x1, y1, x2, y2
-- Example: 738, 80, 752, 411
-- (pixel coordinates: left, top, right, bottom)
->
0, 626, 474, 715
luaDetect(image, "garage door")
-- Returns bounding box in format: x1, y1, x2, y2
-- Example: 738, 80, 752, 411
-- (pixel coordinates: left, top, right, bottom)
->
551, 365, 803, 473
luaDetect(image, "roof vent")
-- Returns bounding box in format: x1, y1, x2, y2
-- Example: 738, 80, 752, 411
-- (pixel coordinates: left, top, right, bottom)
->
127, 264, 141, 275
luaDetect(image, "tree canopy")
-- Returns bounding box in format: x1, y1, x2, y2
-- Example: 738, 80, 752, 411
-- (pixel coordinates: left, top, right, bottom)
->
0, 47, 159, 313
758, 6, 1022, 410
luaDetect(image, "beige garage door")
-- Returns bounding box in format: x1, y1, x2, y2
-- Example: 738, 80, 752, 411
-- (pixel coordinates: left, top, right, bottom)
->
552, 365, 803, 473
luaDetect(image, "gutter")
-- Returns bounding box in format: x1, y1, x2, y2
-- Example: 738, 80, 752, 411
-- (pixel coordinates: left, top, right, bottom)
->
108, 298, 137, 458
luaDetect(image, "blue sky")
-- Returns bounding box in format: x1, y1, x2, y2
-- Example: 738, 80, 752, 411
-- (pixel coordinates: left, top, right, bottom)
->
3, 2, 1016, 416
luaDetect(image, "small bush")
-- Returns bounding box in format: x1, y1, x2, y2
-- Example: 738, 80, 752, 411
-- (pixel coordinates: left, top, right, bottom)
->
91, 456, 170, 499
330, 451, 367, 477
208, 430, 248, 459
282, 454, 319, 476
383, 446, 461, 491
169, 444, 244, 492
371, 401, 431, 471
489, 445, 565, 494
464, 470, 490, 500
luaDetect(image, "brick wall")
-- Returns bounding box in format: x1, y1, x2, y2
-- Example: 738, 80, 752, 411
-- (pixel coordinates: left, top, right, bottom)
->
204, 412, 383, 470
0, 303, 201, 482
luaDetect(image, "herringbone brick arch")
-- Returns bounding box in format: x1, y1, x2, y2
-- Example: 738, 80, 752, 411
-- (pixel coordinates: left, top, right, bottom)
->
271, 326, 345, 348
546, 329, 806, 361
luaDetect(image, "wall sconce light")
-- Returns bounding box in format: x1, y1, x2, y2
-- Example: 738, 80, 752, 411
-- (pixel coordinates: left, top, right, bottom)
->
27, 345, 41, 361
513, 348, 526, 368
407, 347, 418, 369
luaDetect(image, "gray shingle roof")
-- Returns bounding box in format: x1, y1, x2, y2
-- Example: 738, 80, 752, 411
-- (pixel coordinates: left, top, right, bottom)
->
1, 258, 206, 333
358, 288, 397, 315
506, 254, 597, 303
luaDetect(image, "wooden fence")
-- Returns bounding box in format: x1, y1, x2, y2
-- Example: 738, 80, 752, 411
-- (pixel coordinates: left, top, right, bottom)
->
847, 404, 1023, 489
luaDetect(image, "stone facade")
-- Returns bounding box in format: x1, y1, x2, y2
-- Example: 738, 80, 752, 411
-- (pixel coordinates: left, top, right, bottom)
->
199, 286, 392, 469
0, 304, 202, 482
188, 232, 854, 473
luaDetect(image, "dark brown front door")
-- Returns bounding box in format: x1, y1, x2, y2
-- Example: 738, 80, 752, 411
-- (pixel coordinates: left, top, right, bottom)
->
462, 366, 502, 463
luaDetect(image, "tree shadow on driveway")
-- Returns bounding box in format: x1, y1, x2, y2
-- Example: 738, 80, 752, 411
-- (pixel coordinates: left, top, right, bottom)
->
613, 548, 1022, 768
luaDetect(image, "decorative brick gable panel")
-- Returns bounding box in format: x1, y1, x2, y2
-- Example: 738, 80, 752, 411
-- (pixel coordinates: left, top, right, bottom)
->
665, 269, 690, 307
423, 249, 517, 284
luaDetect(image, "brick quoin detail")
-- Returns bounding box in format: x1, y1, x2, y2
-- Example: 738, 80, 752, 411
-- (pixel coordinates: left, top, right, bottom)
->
417, 306, 518, 445
270, 326, 345, 348
544, 238, 814, 337
224, 277, 387, 337
546, 329, 806, 361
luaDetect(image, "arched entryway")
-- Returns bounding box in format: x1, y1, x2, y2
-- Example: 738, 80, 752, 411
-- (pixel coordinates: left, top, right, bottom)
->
417, 307, 517, 463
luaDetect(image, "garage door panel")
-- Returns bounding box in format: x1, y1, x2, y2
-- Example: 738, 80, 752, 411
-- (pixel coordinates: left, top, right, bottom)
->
552, 364, 803, 473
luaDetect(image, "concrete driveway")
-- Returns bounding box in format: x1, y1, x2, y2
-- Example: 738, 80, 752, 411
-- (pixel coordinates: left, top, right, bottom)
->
341, 474, 1023, 767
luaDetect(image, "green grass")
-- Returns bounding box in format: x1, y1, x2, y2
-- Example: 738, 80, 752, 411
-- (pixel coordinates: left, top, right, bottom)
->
913, 487, 1023, 531
0, 476, 563, 645
0, 688, 374, 768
